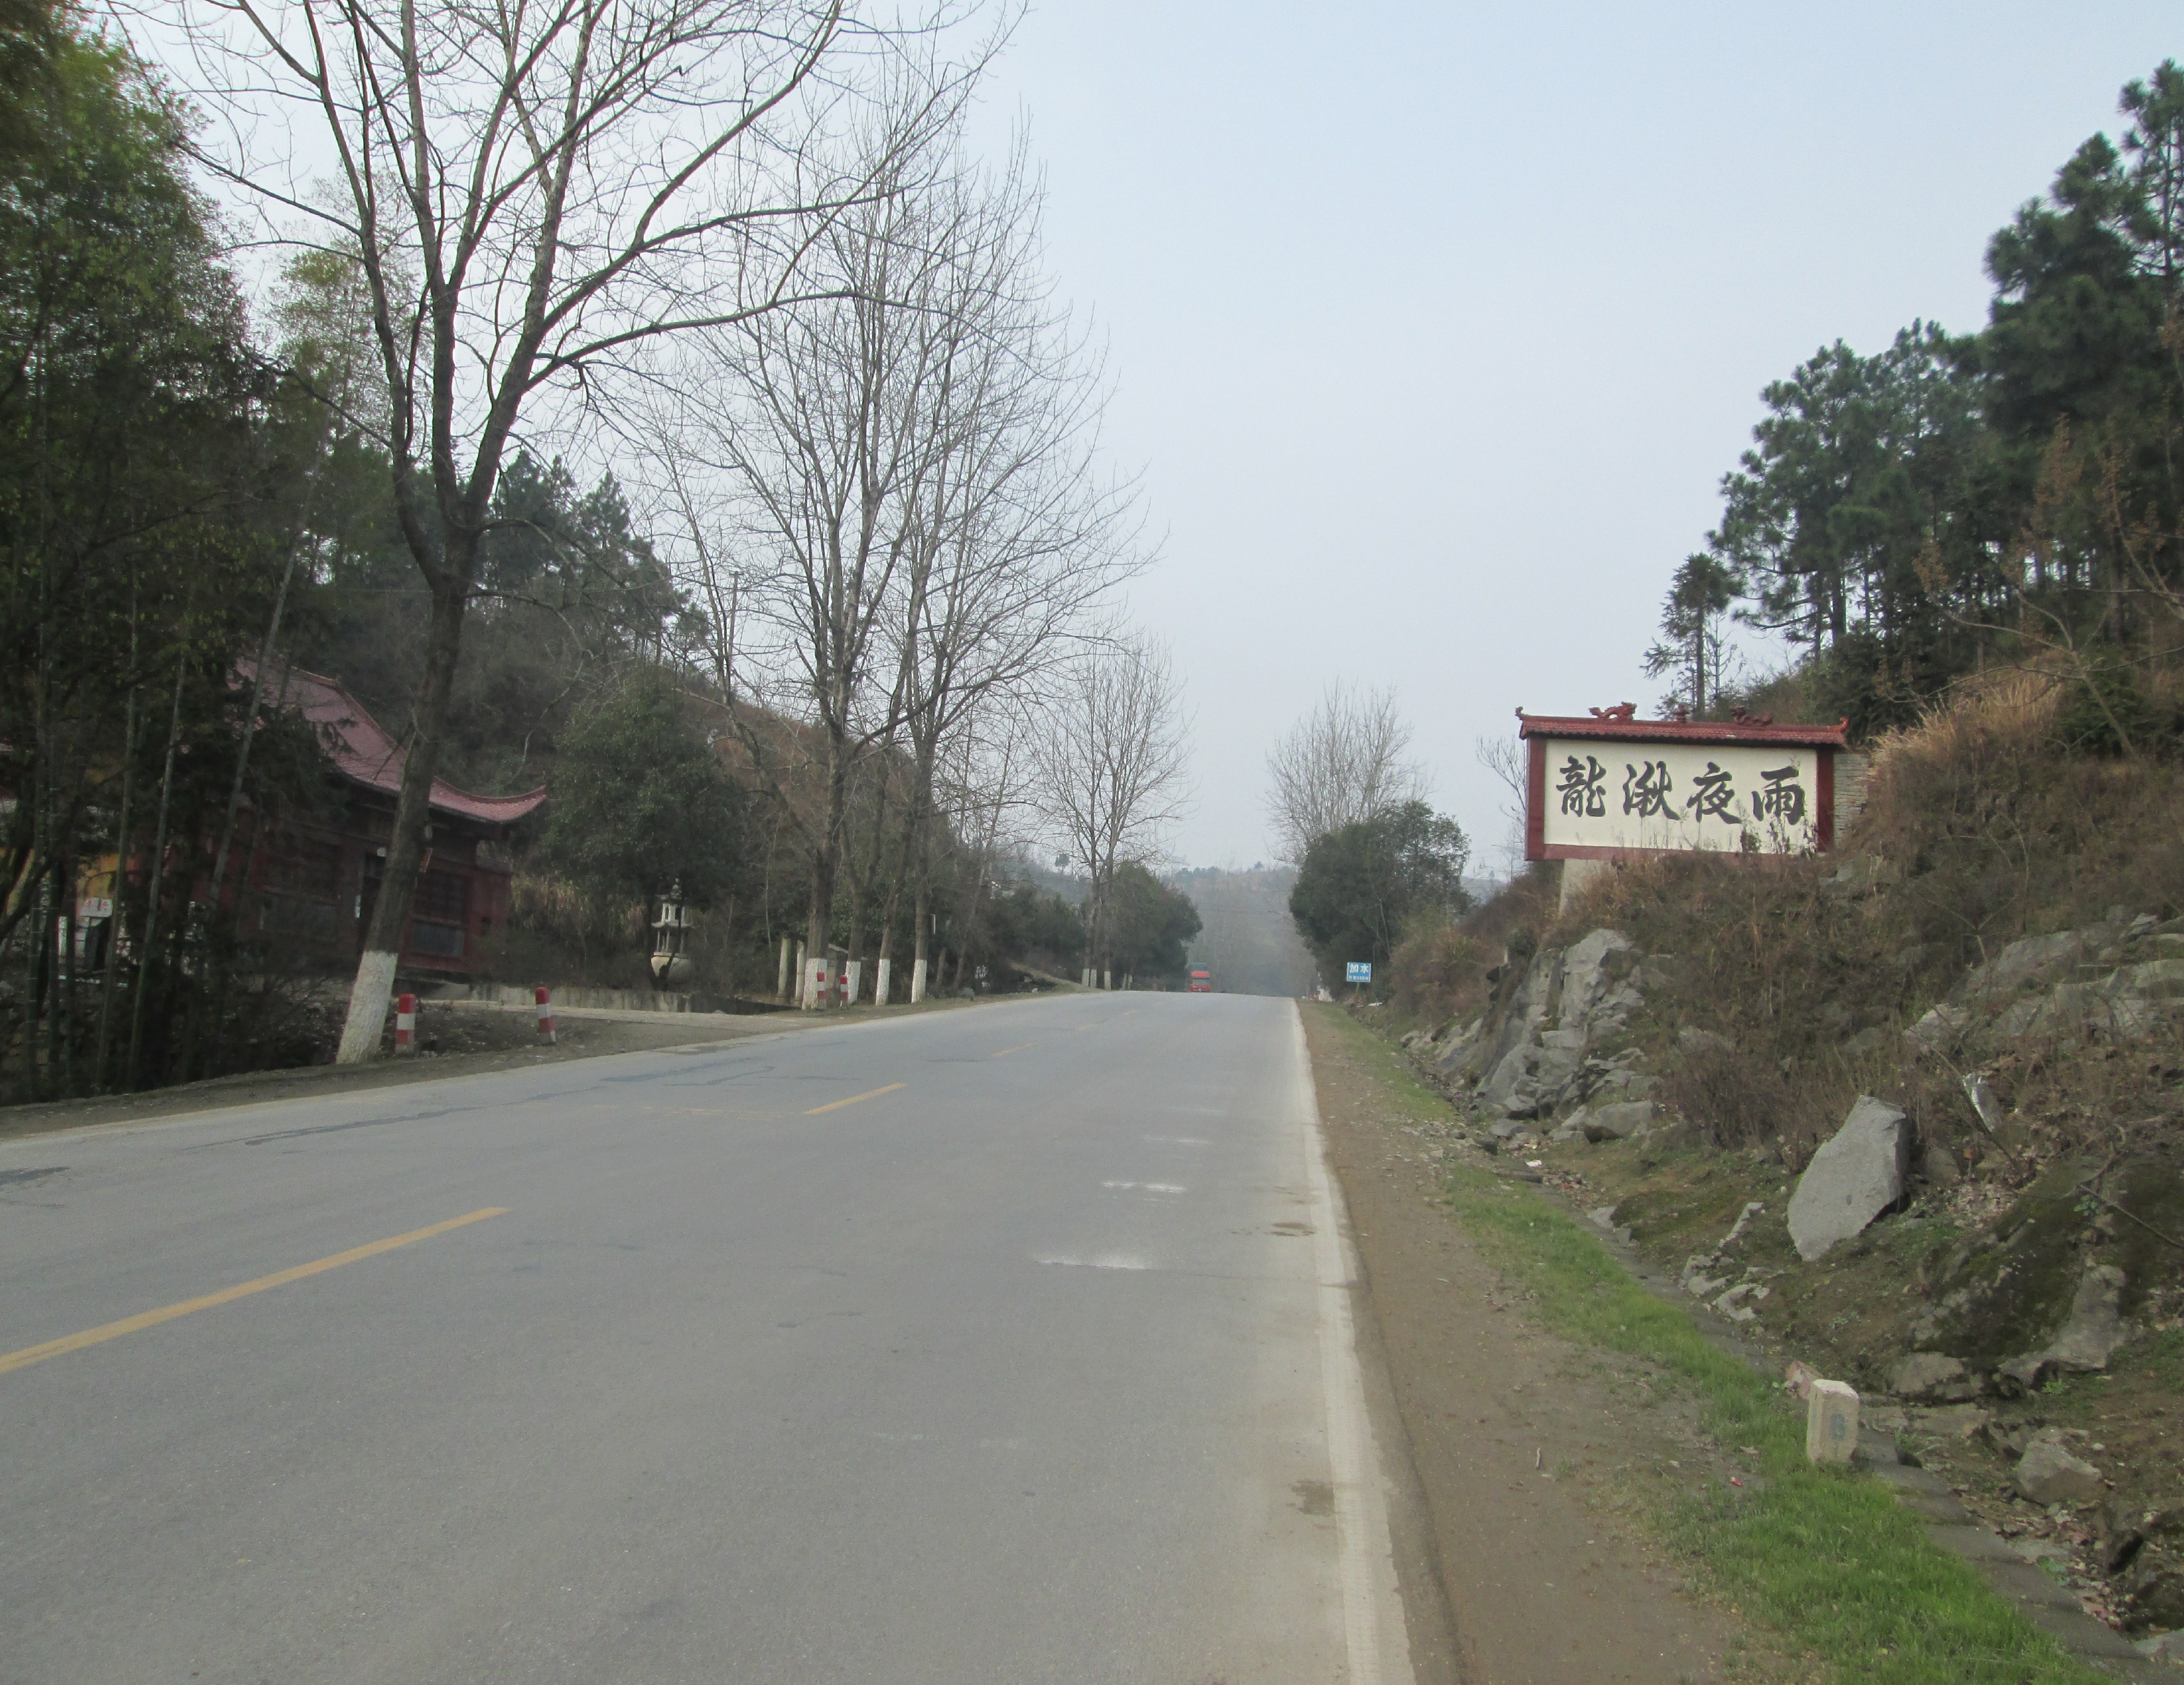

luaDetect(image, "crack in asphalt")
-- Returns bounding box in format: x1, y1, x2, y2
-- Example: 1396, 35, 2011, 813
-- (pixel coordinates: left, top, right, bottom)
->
234, 1105, 485, 1146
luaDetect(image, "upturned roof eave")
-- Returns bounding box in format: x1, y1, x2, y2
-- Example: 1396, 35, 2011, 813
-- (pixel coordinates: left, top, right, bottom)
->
1516, 710, 1850, 749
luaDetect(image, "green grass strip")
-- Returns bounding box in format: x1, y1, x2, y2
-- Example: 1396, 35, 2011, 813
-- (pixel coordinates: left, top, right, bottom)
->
1314, 1007, 2108, 1685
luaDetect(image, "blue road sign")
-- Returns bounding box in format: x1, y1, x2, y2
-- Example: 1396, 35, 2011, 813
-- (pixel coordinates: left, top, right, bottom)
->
1345, 962, 1372, 984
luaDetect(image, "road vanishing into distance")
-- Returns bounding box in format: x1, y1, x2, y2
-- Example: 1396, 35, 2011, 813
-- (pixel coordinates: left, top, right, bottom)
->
0, 994, 1415, 1684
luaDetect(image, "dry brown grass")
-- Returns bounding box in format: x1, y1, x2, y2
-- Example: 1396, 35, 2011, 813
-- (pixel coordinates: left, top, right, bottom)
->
1413, 672, 2184, 1173
1387, 867, 1557, 1028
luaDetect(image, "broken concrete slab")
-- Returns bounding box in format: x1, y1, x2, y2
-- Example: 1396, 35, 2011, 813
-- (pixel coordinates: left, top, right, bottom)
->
1713, 1281, 1768, 1323
1787, 1095, 1910, 1261
1717, 1199, 1765, 1249
1679, 1254, 1732, 1299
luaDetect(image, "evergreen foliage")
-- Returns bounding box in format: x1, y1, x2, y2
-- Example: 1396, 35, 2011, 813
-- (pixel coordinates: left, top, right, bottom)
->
1657, 60, 2184, 739
538, 667, 744, 911
1103, 862, 1202, 982
1288, 801, 1471, 979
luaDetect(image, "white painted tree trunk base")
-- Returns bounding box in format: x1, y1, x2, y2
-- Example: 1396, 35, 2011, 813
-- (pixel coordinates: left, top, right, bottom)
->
875, 957, 892, 1007
909, 958, 927, 1004
335, 949, 401, 1064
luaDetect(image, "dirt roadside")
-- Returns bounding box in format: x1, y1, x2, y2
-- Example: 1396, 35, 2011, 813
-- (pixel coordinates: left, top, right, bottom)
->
1302, 1004, 1787, 1685
0, 994, 997, 1142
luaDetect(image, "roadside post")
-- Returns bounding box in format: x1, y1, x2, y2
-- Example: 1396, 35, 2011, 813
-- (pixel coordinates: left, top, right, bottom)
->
1806, 1377, 1861, 1464
535, 985, 555, 1044
394, 993, 417, 1053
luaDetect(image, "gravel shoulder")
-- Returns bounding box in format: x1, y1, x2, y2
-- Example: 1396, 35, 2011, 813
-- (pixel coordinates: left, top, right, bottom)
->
1302, 1002, 1765, 1685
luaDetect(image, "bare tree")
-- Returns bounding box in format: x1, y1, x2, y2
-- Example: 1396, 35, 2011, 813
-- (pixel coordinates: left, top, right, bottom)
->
665, 134, 968, 1005
1030, 635, 1191, 983
1264, 681, 1423, 865
151, 0, 977, 1058
655, 124, 1129, 1005
1474, 731, 1529, 881
882, 140, 1136, 1001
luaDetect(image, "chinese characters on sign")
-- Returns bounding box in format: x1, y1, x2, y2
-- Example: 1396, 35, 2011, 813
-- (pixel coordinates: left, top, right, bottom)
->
1539, 740, 1821, 856
1345, 962, 1373, 984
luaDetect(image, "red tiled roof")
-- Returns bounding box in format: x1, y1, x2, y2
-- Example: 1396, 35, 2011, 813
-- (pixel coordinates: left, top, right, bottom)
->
246, 662, 548, 826
1516, 708, 1849, 749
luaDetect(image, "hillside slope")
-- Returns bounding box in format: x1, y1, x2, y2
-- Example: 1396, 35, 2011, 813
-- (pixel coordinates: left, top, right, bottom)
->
1392, 677, 2184, 1644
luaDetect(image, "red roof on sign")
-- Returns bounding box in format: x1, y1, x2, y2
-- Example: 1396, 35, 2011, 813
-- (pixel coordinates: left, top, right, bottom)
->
244, 662, 548, 827
1516, 707, 1848, 750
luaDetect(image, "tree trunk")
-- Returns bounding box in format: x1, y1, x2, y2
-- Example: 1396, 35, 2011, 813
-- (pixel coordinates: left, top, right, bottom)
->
125, 648, 190, 1089
803, 843, 836, 1010
334, 578, 469, 1061
94, 674, 139, 1089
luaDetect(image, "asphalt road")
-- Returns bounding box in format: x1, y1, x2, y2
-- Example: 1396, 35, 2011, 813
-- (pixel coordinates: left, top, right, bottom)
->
0, 992, 1415, 1684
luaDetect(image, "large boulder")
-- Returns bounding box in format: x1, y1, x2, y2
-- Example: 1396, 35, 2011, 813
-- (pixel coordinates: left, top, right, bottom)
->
1787, 1096, 1910, 1261
1886, 1352, 1979, 1402
1583, 1100, 1654, 1140
2014, 1437, 2105, 1506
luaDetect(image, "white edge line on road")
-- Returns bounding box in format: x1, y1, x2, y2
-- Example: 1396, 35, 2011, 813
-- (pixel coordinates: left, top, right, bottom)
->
1294, 1002, 1416, 1685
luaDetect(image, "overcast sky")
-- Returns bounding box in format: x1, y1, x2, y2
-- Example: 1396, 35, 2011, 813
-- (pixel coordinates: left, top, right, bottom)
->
963, 4, 2182, 873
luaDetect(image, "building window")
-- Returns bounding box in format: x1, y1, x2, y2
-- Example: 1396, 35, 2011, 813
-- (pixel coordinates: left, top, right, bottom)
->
263, 834, 342, 901
406, 868, 471, 959
413, 869, 470, 925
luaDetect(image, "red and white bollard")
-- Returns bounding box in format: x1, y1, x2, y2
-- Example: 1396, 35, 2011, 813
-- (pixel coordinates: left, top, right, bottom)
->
535, 985, 555, 1045
393, 992, 417, 1054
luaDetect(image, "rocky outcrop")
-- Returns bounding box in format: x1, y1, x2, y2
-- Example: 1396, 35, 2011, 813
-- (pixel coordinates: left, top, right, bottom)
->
1907, 912, 2184, 1056
1999, 1264, 2131, 1390
1787, 1096, 1910, 1261
1428, 930, 1657, 1120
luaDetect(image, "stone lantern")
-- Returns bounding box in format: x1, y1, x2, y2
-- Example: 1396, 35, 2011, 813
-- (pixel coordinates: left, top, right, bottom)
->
650, 881, 695, 987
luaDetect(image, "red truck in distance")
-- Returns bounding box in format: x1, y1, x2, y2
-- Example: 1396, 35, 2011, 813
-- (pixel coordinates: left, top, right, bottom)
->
1187, 969, 1213, 994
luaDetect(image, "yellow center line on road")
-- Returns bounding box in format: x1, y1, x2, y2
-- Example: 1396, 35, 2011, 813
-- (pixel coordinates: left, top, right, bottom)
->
988, 1043, 1034, 1059
0, 1208, 510, 1380
804, 1082, 906, 1116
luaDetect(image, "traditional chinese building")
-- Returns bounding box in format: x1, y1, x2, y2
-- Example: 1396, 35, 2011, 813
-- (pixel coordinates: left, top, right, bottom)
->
1519, 705, 1851, 867
238, 666, 547, 977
